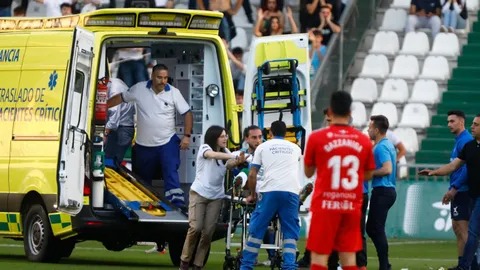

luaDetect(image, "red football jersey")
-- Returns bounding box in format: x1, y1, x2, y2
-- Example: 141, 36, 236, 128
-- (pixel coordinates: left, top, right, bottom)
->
304, 125, 375, 213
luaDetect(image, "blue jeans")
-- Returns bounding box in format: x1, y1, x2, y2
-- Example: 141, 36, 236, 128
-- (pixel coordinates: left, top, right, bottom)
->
241, 191, 300, 270
0, 7, 11, 17
105, 126, 134, 163
443, 10, 458, 28
117, 59, 148, 88
132, 135, 185, 207
460, 197, 480, 269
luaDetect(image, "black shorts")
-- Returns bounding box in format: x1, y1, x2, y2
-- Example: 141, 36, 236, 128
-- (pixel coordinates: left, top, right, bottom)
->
451, 191, 472, 221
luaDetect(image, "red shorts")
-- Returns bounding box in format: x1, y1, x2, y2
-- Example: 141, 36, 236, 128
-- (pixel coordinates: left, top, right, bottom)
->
306, 210, 362, 254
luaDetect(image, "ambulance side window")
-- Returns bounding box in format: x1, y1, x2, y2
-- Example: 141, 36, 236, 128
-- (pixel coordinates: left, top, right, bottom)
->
74, 71, 85, 94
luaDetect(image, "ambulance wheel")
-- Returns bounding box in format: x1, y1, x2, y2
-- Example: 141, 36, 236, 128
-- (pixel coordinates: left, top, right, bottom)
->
23, 204, 61, 262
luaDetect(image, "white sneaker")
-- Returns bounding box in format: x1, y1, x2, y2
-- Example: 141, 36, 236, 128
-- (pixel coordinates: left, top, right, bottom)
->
440, 25, 448, 32
262, 260, 272, 266
145, 243, 158, 254
448, 27, 455, 33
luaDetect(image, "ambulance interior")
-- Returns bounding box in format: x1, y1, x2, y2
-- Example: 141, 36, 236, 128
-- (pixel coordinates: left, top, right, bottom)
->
93, 38, 227, 218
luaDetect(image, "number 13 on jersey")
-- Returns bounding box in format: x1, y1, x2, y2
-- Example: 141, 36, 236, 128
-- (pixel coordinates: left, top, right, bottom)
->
327, 155, 360, 191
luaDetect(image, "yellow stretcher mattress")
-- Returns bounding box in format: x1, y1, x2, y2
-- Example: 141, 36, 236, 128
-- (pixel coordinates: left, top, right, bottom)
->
104, 168, 166, 217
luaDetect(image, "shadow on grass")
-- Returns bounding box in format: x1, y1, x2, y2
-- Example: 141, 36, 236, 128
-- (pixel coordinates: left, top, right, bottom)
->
0, 254, 177, 269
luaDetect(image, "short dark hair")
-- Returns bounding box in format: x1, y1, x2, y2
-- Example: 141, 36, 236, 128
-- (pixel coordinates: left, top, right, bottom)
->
370, 115, 389, 134
330, 91, 352, 117
152, 63, 168, 73
243, 125, 261, 139
232, 47, 244, 55
448, 110, 466, 120
323, 108, 328, 115
60, 2, 72, 9
477, 113, 480, 118
270, 120, 286, 137
312, 29, 323, 37
204, 125, 226, 153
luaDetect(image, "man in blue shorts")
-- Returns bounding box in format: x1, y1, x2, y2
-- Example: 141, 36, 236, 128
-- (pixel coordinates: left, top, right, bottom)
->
440, 111, 474, 270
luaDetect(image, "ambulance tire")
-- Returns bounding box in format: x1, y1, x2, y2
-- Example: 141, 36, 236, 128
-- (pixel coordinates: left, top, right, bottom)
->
23, 204, 62, 263
169, 240, 210, 267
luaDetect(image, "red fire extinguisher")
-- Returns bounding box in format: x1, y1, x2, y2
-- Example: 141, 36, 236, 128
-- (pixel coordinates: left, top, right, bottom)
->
95, 77, 108, 125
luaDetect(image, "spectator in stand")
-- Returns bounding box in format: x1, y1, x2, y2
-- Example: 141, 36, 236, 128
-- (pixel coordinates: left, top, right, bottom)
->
196, 0, 241, 43
256, 0, 284, 36
317, 5, 341, 45
405, 0, 442, 38
79, 0, 100, 13
309, 29, 327, 78
60, 2, 73, 15
254, 6, 298, 36
34, 0, 72, 17
441, 0, 467, 32
301, 0, 341, 33
228, 47, 246, 93
13, 6, 27, 16
116, 48, 149, 88
154, 0, 175, 8
124, 0, 156, 8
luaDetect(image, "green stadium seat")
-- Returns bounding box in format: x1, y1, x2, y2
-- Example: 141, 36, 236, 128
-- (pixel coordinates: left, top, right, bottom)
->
415, 150, 451, 164
420, 138, 453, 151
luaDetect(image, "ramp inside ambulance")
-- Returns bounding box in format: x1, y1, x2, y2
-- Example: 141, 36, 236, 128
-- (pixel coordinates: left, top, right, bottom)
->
103, 166, 188, 223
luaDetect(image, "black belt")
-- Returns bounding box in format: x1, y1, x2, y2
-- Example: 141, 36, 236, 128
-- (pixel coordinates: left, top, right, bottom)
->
119, 125, 134, 128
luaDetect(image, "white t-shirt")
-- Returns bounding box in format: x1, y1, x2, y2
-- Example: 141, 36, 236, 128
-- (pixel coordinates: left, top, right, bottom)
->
251, 138, 302, 194
386, 130, 400, 146
122, 82, 190, 146
190, 144, 230, 200
232, 149, 265, 191
44, 0, 71, 17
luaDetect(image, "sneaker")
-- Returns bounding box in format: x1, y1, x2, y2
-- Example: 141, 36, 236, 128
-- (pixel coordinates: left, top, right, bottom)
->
262, 260, 272, 266
440, 25, 448, 32
448, 27, 455, 33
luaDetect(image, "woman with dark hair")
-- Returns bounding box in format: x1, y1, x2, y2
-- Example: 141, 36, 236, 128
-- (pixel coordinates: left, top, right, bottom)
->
180, 125, 247, 270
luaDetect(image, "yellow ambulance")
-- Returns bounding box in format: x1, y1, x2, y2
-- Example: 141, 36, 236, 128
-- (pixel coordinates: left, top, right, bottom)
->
0, 8, 240, 265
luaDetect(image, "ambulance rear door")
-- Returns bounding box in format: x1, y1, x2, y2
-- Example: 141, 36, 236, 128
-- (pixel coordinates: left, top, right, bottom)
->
57, 27, 94, 215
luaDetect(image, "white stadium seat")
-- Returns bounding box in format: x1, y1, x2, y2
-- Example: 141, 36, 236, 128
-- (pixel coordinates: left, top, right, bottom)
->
351, 101, 368, 127
380, 9, 408, 32
389, 55, 419, 79
359, 54, 390, 79
394, 127, 419, 153
370, 102, 399, 127
399, 32, 430, 56
350, 78, 378, 103
369, 31, 400, 56
398, 103, 430, 128
430, 33, 460, 57
467, 0, 479, 11
409, 79, 440, 105
378, 79, 409, 103
230, 27, 249, 50
390, 0, 411, 9
419, 56, 450, 80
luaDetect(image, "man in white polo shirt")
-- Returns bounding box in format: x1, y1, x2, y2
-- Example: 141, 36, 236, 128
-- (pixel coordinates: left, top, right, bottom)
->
240, 120, 302, 270
107, 64, 193, 208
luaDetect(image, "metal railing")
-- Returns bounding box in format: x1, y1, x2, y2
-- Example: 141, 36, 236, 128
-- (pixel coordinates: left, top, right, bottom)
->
310, 0, 385, 129
401, 164, 450, 182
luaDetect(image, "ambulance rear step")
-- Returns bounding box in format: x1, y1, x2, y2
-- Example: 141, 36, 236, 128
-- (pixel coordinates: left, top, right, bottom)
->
104, 167, 188, 223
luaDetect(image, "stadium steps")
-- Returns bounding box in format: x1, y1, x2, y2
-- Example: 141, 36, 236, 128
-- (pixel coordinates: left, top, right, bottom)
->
414, 11, 480, 164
